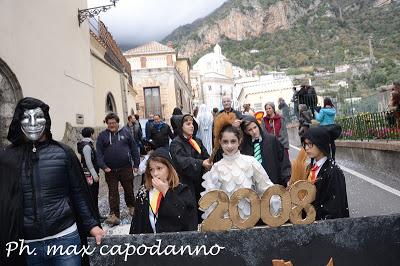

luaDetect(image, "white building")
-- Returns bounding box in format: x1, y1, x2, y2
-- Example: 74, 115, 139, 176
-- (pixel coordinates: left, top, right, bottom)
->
192, 44, 235, 111
236, 72, 293, 112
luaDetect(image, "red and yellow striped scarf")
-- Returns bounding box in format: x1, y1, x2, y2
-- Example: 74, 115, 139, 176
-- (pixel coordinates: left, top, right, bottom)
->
188, 136, 201, 154
150, 189, 163, 216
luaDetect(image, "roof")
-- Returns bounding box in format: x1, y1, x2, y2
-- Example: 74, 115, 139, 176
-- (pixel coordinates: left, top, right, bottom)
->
124, 41, 175, 56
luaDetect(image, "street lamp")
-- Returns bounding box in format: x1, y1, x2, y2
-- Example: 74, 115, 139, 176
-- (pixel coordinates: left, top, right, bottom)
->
78, 0, 119, 26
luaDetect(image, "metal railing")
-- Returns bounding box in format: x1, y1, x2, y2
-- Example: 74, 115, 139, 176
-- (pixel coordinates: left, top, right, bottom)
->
336, 110, 400, 140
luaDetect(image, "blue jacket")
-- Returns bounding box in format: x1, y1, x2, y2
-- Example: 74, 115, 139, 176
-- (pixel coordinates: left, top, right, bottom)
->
316, 107, 336, 125
96, 127, 140, 170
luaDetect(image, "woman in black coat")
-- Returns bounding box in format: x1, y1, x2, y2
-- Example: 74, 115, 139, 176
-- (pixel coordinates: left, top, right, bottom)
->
129, 148, 197, 234
170, 114, 212, 221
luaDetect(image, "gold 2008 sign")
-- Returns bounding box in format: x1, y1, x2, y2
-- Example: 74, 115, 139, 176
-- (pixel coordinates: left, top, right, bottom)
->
198, 181, 316, 232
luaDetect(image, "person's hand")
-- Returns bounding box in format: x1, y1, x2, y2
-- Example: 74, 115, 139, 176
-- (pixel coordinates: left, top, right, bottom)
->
93, 175, 100, 182
104, 168, 111, 173
202, 159, 213, 170
286, 180, 291, 190
232, 119, 242, 128
90, 226, 105, 245
152, 177, 169, 196
133, 168, 138, 174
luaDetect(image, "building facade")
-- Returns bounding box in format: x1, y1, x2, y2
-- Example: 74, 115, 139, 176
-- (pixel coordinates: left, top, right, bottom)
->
236, 72, 294, 112
89, 18, 136, 125
0, 0, 136, 147
124, 41, 192, 121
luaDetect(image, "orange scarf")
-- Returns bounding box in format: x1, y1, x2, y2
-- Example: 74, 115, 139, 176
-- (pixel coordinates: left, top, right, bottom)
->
188, 136, 201, 154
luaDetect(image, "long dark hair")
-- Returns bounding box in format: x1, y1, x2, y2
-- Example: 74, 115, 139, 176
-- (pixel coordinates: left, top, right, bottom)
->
323, 97, 334, 108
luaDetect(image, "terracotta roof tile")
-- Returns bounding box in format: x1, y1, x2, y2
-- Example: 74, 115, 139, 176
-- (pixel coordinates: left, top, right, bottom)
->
124, 41, 175, 56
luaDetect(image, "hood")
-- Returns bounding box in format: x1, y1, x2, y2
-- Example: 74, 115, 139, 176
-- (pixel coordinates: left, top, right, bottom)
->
176, 114, 198, 138
321, 108, 336, 116
7, 97, 52, 146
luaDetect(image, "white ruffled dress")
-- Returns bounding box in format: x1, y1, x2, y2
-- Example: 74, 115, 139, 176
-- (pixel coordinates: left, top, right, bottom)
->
201, 151, 280, 220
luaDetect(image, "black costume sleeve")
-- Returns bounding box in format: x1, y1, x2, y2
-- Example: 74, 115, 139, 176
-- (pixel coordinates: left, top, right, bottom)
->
275, 137, 291, 186
317, 165, 349, 220
158, 185, 198, 231
129, 198, 141, 234
170, 140, 205, 180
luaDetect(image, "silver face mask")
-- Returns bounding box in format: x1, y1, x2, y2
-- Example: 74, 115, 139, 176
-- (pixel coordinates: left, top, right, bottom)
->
21, 107, 46, 141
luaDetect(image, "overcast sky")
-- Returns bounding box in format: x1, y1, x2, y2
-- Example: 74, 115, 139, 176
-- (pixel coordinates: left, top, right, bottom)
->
87, 0, 228, 51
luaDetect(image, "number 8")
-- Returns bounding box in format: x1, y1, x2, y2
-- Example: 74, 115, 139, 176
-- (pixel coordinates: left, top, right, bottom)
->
289, 181, 316, 225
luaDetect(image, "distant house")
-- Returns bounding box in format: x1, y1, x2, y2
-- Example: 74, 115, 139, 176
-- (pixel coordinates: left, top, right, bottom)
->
124, 41, 192, 120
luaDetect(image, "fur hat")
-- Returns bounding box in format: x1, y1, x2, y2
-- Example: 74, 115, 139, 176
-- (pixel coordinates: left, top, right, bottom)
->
303, 127, 331, 157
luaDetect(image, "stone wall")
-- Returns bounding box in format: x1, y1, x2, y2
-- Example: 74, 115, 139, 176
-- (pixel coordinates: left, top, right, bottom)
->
62, 122, 105, 152
0, 58, 23, 148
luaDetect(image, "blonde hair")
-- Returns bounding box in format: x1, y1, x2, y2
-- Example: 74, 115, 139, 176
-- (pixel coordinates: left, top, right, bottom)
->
144, 157, 180, 190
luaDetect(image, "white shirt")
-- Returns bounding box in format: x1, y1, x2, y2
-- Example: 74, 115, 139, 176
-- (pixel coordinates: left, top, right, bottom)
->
314, 156, 328, 177
24, 223, 77, 243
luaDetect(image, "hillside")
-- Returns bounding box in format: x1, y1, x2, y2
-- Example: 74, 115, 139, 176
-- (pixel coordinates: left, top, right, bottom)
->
163, 0, 400, 82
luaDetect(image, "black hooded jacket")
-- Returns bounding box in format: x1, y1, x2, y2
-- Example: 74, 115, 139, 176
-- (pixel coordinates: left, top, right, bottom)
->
0, 97, 99, 265
240, 115, 291, 186
170, 115, 209, 207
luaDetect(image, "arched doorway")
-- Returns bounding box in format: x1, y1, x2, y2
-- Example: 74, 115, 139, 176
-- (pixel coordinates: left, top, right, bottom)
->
0, 58, 23, 148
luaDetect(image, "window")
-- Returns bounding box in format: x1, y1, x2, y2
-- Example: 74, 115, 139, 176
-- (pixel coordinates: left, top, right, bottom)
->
106, 93, 117, 113
144, 87, 161, 118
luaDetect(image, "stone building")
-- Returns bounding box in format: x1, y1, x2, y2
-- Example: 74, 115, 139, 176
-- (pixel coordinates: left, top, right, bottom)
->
0, 0, 136, 148
124, 41, 192, 120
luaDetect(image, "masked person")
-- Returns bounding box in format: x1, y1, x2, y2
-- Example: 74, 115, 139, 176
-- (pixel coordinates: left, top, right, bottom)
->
0, 97, 104, 266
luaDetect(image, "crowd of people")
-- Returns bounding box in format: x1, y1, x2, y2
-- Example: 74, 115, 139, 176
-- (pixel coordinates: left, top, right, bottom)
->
1, 94, 351, 265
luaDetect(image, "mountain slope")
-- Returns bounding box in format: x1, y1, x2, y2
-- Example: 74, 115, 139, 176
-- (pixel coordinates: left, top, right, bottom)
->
163, 0, 400, 71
